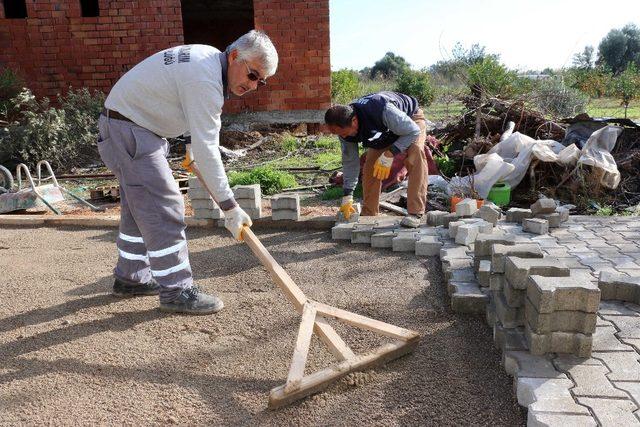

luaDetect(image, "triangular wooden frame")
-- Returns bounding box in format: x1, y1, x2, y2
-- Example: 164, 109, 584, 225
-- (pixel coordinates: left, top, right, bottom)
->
187, 165, 420, 409
242, 227, 421, 409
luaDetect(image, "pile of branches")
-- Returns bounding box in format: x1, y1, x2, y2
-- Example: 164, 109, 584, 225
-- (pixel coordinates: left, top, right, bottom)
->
434, 96, 566, 146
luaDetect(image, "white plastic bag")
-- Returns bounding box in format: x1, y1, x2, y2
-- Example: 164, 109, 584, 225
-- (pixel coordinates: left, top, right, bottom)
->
578, 126, 622, 188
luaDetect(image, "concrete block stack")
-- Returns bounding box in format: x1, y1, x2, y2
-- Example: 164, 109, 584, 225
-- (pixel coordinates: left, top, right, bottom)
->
506, 208, 533, 224
188, 176, 224, 220
525, 275, 600, 357
522, 218, 549, 235
475, 204, 502, 225
440, 242, 488, 313
426, 210, 448, 226
473, 233, 516, 271
233, 184, 262, 219
530, 198, 570, 228
455, 198, 478, 217
270, 194, 300, 221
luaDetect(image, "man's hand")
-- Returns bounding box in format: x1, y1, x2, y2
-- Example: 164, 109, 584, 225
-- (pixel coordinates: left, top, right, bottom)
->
338, 195, 356, 220
372, 151, 394, 180
224, 206, 253, 241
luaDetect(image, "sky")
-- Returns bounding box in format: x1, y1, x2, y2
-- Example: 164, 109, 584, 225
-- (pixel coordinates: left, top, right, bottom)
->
329, 0, 640, 72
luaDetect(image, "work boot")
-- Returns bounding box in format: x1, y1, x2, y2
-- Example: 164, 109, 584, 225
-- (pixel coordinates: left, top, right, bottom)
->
113, 277, 160, 297
159, 286, 224, 315
400, 214, 423, 228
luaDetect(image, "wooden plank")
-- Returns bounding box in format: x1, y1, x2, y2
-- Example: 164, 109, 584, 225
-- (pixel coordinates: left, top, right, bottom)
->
269, 339, 419, 409
314, 302, 420, 342
313, 316, 355, 361
285, 302, 317, 392
379, 201, 407, 216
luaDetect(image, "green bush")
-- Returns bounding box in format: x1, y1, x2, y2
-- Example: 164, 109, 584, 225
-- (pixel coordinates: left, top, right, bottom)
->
0, 87, 106, 171
532, 77, 588, 118
331, 69, 360, 104
0, 67, 24, 120
467, 57, 517, 99
395, 69, 435, 106
435, 154, 456, 177
228, 166, 297, 195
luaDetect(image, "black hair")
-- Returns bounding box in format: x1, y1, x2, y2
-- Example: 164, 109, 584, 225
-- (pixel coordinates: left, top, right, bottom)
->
324, 104, 355, 127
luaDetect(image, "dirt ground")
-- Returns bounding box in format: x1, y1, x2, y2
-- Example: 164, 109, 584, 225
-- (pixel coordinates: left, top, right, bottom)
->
0, 226, 525, 425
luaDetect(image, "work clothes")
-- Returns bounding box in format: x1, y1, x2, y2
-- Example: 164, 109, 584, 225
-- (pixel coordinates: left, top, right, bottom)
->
360, 109, 429, 216
105, 44, 235, 208
98, 115, 191, 302
341, 91, 421, 195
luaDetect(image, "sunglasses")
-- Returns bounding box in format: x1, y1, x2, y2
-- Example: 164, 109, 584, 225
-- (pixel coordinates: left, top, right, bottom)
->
243, 60, 267, 87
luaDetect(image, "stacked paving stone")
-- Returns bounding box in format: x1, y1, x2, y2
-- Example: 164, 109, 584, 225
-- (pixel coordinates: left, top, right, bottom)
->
270, 194, 301, 221
506, 197, 569, 231
233, 184, 262, 219
188, 176, 224, 220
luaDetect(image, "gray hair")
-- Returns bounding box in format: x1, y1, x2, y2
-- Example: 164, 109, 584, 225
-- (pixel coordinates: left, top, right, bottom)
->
227, 30, 278, 77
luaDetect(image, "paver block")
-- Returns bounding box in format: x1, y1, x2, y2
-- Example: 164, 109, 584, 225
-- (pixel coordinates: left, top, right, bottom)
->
191, 198, 217, 210
527, 411, 596, 426
486, 299, 496, 327
504, 278, 526, 307
233, 184, 261, 199
335, 210, 360, 223
415, 235, 442, 256
271, 194, 300, 210
491, 243, 544, 273
427, 210, 448, 226
556, 207, 570, 223
478, 260, 491, 287
575, 397, 639, 426
523, 218, 549, 235
525, 324, 593, 357
450, 282, 488, 313
516, 376, 580, 407
392, 232, 419, 252
370, 231, 395, 248
448, 220, 465, 238
477, 204, 501, 225
244, 207, 262, 219
455, 223, 480, 245
449, 267, 476, 283
237, 197, 260, 210
455, 198, 478, 217
271, 209, 300, 221
600, 315, 640, 339
504, 257, 570, 290
490, 273, 506, 291
442, 258, 473, 281
494, 321, 528, 352
331, 223, 355, 240
525, 298, 597, 334
598, 271, 640, 303
440, 246, 470, 259
554, 358, 628, 398
351, 225, 375, 244
592, 351, 640, 381
503, 350, 567, 379
506, 207, 533, 223
442, 213, 458, 227
188, 187, 210, 199
536, 212, 561, 228
531, 198, 557, 215
527, 275, 601, 314
494, 290, 524, 328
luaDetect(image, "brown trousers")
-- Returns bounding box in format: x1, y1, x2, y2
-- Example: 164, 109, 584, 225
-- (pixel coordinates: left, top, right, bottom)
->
362, 108, 428, 216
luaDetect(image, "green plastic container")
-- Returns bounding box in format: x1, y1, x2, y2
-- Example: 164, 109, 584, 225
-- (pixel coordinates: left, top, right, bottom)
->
487, 182, 511, 206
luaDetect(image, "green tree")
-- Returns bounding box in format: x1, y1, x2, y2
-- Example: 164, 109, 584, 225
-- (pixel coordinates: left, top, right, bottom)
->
611, 63, 640, 118
598, 23, 640, 74
395, 68, 435, 106
572, 45, 595, 69
429, 42, 497, 85
369, 52, 410, 79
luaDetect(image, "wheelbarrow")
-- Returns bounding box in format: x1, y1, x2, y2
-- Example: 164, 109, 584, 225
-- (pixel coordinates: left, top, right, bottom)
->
0, 161, 104, 215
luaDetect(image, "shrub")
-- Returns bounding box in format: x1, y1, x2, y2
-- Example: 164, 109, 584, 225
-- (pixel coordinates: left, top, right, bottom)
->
610, 63, 640, 118
331, 69, 360, 104
0, 87, 105, 171
395, 69, 435, 106
0, 67, 24, 120
228, 166, 297, 195
279, 133, 299, 152
435, 154, 456, 177
531, 77, 588, 118
467, 57, 516, 99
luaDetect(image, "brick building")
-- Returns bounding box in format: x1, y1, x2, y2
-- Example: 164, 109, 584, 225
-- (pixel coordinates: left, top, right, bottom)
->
0, 0, 330, 123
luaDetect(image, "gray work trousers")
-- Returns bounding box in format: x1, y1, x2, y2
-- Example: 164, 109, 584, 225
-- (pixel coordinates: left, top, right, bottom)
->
97, 115, 192, 302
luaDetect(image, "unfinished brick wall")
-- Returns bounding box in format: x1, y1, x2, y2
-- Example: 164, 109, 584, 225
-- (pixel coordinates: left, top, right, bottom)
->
0, 0, 331, 119
0, 0, 183, 99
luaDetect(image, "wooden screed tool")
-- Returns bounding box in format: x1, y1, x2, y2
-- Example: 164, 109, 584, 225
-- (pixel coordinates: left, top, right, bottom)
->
188, 162, 420, 408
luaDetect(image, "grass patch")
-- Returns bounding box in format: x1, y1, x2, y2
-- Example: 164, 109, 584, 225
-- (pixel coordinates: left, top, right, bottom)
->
586, 97, 640, 120
313, 136, 340, 150
320, 184, 363, 200
280, 133, 299, 152
228, 166, 297, 195
595, 205, 614, 216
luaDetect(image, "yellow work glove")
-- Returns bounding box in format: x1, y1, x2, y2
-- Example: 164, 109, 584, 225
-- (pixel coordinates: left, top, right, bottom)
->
338, 195, 356, 220
181, 145, 194, 173
372, 152, 394, 180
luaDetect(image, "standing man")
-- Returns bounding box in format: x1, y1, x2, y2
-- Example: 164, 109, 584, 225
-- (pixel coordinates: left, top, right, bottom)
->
97, 30, 278, 314
324, 91, 428, 228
